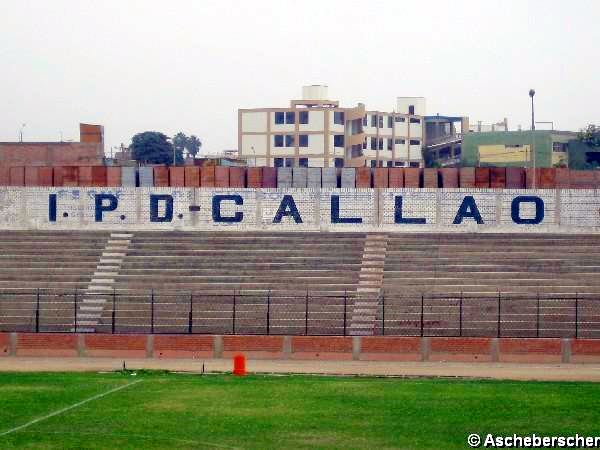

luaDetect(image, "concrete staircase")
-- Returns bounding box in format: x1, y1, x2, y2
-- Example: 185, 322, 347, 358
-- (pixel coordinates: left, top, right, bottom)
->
349, 234, 388, 336
75, 233, 133, 332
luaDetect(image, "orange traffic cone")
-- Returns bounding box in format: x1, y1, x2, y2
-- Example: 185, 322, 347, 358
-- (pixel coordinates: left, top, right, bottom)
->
233, 354, 246, 376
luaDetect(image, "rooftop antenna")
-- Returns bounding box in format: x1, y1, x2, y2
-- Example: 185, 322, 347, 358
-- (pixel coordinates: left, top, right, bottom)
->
19, 123, 26, 142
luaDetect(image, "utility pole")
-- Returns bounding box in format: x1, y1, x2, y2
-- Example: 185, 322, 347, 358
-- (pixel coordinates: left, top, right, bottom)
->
529, 89, 536, 189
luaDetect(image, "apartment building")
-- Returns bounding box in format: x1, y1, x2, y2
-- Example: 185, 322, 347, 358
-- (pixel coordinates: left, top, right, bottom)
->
238, 86, 425, 168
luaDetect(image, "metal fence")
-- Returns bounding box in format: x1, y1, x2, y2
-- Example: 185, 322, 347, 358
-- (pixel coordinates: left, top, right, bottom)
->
0, 289, 599, 338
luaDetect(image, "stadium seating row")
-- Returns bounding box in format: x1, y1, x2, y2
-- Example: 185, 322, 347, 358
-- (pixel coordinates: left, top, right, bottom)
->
1, 166, 599, 189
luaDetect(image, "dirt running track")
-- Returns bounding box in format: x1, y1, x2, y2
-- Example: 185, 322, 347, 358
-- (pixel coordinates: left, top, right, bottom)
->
1, 358, 600, 382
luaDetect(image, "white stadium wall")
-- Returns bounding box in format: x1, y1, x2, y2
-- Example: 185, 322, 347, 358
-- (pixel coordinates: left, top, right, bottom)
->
1, 187, 599, 233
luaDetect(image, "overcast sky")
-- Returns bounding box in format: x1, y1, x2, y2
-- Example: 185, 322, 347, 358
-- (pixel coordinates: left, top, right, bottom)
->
1, 0, 598, 155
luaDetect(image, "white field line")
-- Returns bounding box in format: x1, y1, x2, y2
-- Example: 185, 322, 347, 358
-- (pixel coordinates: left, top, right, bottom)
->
0, 379, 143, 437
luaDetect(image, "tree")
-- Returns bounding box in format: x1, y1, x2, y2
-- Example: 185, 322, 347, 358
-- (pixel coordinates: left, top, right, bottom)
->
578, 124, 600, 147
185, 135, 202, 159
172, 132, 188, 158
130, 131, 180, 165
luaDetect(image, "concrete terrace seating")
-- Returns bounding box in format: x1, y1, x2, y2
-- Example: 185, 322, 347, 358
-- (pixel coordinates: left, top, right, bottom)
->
105, 232, 366, 335
2, 230, 600, 337
0, 231, 110, 332
381, 234, 600, 338
383, 234, 600, 295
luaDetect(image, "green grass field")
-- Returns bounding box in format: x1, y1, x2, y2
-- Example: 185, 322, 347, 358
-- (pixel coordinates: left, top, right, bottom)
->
0, 371, 599, 449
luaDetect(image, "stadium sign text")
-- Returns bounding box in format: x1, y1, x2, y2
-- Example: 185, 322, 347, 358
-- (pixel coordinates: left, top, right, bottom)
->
47, 192, 546, 226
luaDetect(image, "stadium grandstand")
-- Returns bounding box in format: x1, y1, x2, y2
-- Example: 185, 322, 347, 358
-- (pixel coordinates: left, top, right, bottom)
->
1, 230, 599, 338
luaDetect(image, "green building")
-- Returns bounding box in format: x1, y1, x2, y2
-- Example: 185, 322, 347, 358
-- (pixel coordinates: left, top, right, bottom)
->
461, 131, 575, 168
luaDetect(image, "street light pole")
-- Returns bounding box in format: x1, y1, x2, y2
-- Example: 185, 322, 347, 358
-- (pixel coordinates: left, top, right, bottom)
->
19, 123, 26, 143
529, 89, 536, 189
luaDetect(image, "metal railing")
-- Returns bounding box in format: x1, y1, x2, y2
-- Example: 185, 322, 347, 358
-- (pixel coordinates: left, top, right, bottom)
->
0, 289, 599, 338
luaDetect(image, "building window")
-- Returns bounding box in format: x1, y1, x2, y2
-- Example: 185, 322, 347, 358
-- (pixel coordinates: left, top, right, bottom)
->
378, 116, 384, 128
394, 161, 405, 167
409, 139, 421, 146
274, 112, 285, 124
370, 137, 377, 150
334, 111, 345, 125
378, 138, 383, 150
274, 135, 284, 147
299, 134, 308, 147
553, 142, 568, 152
351, 145, 362, 158
274, 158, 284, 167
286, 112, 295, 124
395, 116, 405, 123
299, 111, 309, 125
408, 105, 415, 115
285, 158, 294, 167
387, 139, 392, 150
299, 158, 308, 167
410, 161, 420, 168
387, 161, 393, 167
333, 135, 344, 147
387, 116, 393, 128
285, 135, 294, 147
363, 138, 367, 150
395, 138, 405, 145
379, 161, 384, 167
363, 115, 367, 126
410, 117, 421, 124
370, 160, 377, 168
371, 115, 377, 127
334, 158, 344, 168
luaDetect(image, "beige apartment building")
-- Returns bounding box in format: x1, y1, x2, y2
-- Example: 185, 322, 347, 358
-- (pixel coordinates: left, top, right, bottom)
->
238, 86, 426, 168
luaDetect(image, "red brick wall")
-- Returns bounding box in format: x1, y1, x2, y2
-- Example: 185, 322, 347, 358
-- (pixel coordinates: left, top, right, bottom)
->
223, 336, 284, 359
106, 167, 121, 187
429, 337, 493, 362
154, 335, 213, 359
360, 337, 420, 361
571, 339, 600, 363
5, 333, 600, 363
423, 168, 438, 188
85, 334, 146, 358
499, 338, 562, 363
16, 333, 78, 357
291, 336, 353, 360
0, 142, 103, 167
184, 167, 200, 187
0, 333, 10, 356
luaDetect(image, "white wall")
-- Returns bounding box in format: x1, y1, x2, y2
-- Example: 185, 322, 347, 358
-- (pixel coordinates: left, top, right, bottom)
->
6, 187, 598, 232
241, 134, 267, 156
241, 111, 267, 133
302, 85, 328, 100
394, 122, 408, 137
397, 97, 426, 116
409, 122, 423, 139
299, 111, 324, 132
308, 157, 325, 167
304, 134, 324, 155
409, 144, 423, 160
395, 143, 409, 159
